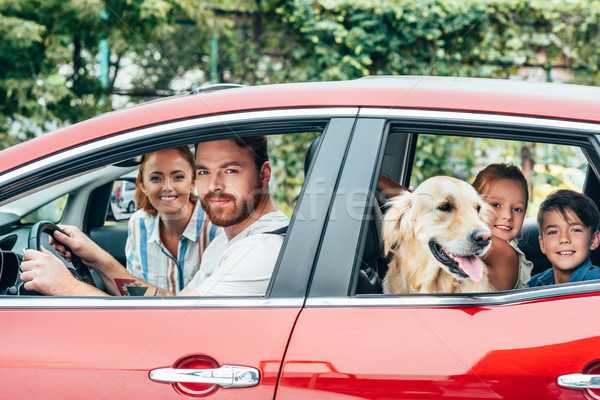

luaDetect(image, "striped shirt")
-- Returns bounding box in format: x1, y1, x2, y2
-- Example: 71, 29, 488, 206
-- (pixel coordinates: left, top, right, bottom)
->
125, 202, 219, 293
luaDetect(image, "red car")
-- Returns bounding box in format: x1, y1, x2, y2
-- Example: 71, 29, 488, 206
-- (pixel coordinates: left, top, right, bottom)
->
0, 76, 599, 399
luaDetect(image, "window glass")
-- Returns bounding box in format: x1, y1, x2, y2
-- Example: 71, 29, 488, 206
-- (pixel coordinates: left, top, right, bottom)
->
20, 194, 69, 224
1, 122, 326, 298
410, 135, 588, 217
371, 130, 594, 295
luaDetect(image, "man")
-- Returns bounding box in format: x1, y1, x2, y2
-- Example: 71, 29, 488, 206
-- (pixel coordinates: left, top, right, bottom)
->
20, 136, 289, 296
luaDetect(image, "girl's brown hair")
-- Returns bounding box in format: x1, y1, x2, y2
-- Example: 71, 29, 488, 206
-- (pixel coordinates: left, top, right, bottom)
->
135, 146, 197, 216
472, 163, 529, 210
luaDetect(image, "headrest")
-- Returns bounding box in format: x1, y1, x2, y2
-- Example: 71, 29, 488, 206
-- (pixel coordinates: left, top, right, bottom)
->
304, 136, 322, 176
362, 201, 384, 263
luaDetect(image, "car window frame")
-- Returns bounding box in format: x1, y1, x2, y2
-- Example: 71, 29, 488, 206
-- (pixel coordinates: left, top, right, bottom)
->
307, 108, 600, 305
0, 107, 359, 306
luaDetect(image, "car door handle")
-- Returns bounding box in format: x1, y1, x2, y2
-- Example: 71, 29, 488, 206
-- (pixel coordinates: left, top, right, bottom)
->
557, 373, 600, 389
149, 365, 260, 388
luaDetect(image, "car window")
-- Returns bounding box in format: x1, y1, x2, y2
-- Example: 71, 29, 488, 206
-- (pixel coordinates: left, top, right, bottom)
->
350, 127, 598, 296
409, 134, 588, 217
0, 109, 330, 299
269, 132, 320, 217
20, 194, 69, 224
82, 128, 324, 297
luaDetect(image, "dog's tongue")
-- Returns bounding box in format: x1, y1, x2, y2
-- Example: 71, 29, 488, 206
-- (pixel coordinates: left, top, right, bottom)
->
455, 255, 483, 283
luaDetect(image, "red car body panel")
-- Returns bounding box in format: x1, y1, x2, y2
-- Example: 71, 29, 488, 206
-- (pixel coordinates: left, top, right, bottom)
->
2, 77, 600, 174
278, 294, 600, 399
0, 306, 300, 399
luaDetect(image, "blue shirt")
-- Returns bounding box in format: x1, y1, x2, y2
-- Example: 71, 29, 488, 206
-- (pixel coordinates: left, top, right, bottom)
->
126, 202, 220, 293
527, 258, 600, 287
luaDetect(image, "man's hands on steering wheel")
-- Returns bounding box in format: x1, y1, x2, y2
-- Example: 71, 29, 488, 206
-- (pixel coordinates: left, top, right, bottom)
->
19, 222, 96, 295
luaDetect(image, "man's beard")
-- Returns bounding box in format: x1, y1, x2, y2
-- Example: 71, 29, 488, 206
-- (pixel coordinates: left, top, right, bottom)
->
200, 182, 265, 227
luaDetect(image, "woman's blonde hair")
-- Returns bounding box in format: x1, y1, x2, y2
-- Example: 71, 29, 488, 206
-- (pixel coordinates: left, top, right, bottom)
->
135, 146, 197, 216
472, 163, 529, 210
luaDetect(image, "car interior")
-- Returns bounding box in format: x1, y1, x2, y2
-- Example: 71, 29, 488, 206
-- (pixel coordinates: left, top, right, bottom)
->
0, 129, 322, 296
352, 128, 600, 295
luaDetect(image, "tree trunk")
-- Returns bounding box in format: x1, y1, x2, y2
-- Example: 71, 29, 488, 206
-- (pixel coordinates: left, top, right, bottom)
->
521, 144, 535, 198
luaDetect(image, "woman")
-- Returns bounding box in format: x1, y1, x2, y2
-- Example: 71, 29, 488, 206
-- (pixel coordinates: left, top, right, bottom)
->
126, 146, 218, 293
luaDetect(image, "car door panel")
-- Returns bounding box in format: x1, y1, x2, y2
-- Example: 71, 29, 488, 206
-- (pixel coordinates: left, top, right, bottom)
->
0, 299, 301, 400
277, 115, 600, 399
279, 293, 600, 399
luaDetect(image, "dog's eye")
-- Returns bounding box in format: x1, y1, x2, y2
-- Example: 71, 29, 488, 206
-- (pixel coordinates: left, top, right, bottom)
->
476, 205, 481, 212
438, 203, 453, 212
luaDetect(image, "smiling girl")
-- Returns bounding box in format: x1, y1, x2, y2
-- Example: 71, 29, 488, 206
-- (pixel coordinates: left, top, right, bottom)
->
472, 163, 533, 290
126, 146, 217, 293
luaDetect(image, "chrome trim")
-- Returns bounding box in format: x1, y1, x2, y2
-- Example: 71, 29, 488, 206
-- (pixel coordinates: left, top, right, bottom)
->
557, 373, 600, 389
306, 281, 600, 307
190, 83, 245, 94
359, 108, 600, 133
150, 365, 260, 388
0, 297, 304, 309
0, 107, 359, 186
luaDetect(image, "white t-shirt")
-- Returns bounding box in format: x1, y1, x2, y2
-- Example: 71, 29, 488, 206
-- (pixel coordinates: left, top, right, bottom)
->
187, 211, 289, 296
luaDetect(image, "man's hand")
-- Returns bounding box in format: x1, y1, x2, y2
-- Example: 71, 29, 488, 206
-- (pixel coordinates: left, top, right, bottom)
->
20, 248, 103, 296
50, 225, 105, 268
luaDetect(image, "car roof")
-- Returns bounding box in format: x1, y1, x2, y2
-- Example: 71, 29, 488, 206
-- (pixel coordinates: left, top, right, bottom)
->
3, 76, 600, 174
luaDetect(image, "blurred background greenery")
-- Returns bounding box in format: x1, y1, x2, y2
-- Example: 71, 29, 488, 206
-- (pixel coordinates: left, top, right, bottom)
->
1, 0, 599, 210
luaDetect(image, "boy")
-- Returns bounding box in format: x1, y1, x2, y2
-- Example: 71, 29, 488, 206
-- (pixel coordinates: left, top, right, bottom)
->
528, 189, 600, 287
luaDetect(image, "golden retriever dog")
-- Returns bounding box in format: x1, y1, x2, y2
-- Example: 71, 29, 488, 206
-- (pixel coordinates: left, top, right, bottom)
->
382, 176, 496, 294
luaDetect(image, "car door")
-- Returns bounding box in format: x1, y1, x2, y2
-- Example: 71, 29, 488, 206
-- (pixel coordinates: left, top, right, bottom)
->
0, 112, 357, 400
277, 111, 600, 399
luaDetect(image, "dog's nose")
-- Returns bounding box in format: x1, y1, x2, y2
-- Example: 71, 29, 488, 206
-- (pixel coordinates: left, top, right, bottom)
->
470, 228, 491, 247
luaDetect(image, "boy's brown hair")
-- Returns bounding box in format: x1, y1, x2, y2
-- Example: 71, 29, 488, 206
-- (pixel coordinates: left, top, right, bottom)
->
537, 189, 600, 234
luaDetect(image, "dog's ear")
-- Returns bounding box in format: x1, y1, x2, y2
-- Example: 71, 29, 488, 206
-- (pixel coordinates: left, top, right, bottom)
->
478, 197, 494, 226
382, 192, 413, 256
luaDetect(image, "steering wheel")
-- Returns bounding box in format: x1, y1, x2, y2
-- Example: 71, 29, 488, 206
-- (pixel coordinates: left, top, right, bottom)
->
27, 221, 95, 288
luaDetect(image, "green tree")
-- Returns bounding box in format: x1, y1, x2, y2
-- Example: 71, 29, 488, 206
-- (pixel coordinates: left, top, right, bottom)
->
275, 0, 600, 84
0, 0, 207, 148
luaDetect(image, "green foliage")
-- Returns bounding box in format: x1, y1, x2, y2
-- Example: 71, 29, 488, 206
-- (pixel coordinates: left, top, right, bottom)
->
0, 0, 205, 147
276, 0, 600, 84
269, 131, 320, 217
411, 135, 587, 217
